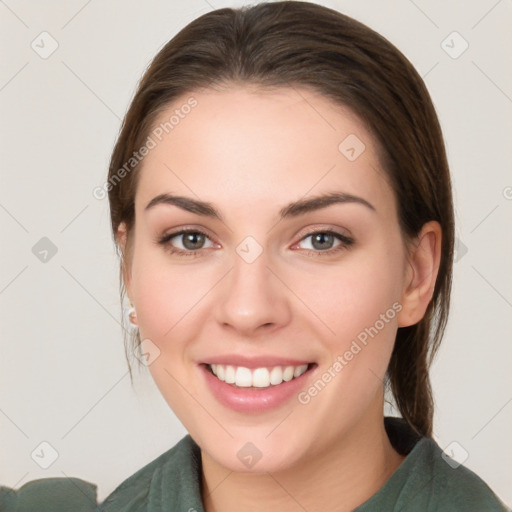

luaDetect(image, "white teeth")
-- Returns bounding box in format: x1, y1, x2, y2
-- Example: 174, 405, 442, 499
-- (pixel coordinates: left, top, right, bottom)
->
208, 363, 309, 388
225, 365, 236, 384
269, 366, 283, 385
216, 364, 225, 381
294, 364, 308, 378
283, 366, 295, 382
235, 367, 252, 387
252, 368, 270, 388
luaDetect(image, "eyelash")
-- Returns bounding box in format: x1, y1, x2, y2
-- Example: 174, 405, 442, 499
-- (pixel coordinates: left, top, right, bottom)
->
157, 228, 354, 257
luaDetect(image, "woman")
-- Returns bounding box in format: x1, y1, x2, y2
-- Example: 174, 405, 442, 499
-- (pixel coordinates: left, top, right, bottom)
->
1, 2, 508, 511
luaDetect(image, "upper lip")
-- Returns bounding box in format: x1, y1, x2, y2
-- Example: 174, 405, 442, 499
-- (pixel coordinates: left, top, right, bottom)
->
200, 355, 313, 369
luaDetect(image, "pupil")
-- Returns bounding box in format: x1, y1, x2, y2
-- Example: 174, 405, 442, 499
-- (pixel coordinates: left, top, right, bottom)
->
312, 233, 333, 250
184, 233, 204, 249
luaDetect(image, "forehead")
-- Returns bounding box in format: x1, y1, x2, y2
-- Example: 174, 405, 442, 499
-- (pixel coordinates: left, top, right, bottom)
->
134, 86, 395, 220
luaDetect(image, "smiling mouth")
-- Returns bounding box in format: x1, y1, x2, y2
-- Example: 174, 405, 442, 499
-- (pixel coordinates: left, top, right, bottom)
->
205, 363, 315, 388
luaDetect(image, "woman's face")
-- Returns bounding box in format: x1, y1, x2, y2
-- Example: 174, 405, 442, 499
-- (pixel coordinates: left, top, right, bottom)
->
121, 86, 413, 472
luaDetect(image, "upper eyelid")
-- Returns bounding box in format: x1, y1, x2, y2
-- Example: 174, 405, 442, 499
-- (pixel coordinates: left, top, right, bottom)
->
162, 226, 217, 241
292, 230, 353, 249
296, 226, 352, 240
164, 228, 218, 247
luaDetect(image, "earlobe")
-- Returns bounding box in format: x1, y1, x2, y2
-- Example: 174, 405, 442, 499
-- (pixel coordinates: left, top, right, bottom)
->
116, 222, 132, 297
397, 221, 442, 328
116, 222, 128, 252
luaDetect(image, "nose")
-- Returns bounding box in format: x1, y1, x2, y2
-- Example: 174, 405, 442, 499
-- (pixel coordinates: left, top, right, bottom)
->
214, 249, 292, 337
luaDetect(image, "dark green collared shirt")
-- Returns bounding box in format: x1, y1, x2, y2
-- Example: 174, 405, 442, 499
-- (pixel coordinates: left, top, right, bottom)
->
1, 418, 509, 511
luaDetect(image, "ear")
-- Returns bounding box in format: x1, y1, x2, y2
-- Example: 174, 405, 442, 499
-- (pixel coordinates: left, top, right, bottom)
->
397, 220, 442, 328
116, 222, 133, 299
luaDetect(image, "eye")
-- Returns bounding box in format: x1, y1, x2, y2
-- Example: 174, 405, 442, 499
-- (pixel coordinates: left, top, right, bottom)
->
157, 228, 354, 257
157, 229, 216, 256
294, 229, 354, 255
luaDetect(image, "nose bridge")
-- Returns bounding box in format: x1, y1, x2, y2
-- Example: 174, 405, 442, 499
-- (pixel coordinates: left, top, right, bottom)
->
215, 240, 290, 333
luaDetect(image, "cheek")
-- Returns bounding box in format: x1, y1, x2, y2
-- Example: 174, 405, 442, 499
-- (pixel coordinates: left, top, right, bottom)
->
292, 240, 405, 412
130, 244, 212, 341
293, 275, 402, 443
296, 244, 404, 345
131, 250, 213, 419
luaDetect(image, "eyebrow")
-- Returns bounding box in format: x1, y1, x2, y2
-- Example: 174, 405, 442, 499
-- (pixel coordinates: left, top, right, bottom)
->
144, 191, 376, 221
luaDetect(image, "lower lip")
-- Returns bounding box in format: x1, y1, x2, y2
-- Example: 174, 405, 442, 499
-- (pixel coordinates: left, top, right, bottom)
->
200, 364, 315, 413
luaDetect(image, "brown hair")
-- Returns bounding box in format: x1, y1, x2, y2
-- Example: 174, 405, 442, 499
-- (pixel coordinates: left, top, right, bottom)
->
107, 1, 454, 438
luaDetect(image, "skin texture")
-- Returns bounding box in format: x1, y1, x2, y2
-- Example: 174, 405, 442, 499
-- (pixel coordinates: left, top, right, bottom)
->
117, 86, 442, 512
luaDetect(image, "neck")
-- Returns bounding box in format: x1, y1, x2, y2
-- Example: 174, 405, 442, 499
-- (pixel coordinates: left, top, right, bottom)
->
200, 404, 405, 512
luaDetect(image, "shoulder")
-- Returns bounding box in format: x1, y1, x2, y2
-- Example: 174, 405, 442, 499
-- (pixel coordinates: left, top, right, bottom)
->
357, 418, 510, 512
100, 434, 203, 512
423, 438, 510, 511
0, 477, 98, 512
0, 435, 201, 512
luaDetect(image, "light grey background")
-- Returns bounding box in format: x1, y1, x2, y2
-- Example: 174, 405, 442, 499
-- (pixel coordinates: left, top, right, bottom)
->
1, 0, 511, 505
